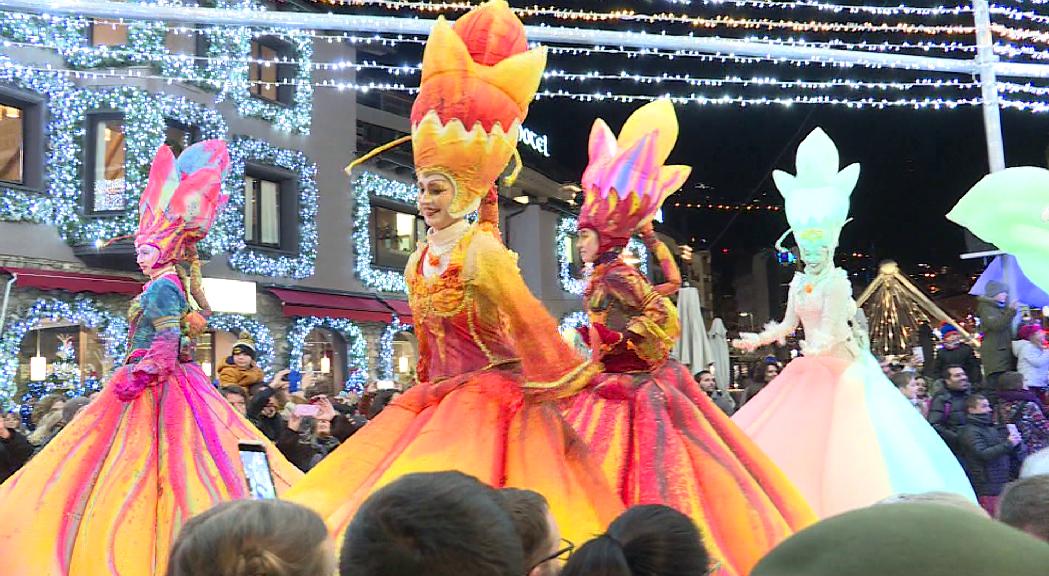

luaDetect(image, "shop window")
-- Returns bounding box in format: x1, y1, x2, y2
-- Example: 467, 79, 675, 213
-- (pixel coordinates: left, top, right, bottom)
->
16, 323, 118, 395
248, 36, 295, 105
194, 331, 216, 381
244, 164, 297, 252
85, 114, 127, 213
372, 204, 426, 270
300, 328, 344, 396
90, 19, 129, 47
0, 88, 44, 190
164, 119, 200, 157
392, 332, 418, 386
562, 233, 586, 279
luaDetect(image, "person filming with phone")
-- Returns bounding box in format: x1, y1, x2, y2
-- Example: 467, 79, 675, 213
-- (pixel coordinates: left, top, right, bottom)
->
247, 368, 303, 442
277, 394, 342, 472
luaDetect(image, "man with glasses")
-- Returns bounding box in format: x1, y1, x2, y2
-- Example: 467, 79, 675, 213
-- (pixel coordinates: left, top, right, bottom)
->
497, 488, 573, 576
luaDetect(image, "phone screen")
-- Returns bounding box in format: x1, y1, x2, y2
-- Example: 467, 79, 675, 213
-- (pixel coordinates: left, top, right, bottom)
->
288, 370, 302, 393
238, 442, 277, 500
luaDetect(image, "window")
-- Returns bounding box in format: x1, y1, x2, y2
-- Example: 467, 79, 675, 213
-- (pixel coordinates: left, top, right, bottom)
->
244, 174, 282, 248
562, 233, 585, 278
193, 25, 211, 74
0, 103, 24, 185
372, 204, 426, 270
164, 119, 200, 156
86, 114, 127, 213
91, 19, 129, 47
248, 37, 295, 105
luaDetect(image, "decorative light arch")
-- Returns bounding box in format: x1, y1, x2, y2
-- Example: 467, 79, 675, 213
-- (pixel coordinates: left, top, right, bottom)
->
379, 315, 414, 381
286, 316, 369, 392
0, 296, 128, 409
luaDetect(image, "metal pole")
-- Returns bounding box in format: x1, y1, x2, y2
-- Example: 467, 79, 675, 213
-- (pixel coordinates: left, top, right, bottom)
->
0, 0, 987, 76
972, 0, 1015, 292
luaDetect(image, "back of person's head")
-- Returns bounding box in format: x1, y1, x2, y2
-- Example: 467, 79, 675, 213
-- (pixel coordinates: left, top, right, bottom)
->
888, 372, 913, 391
221, 385, 247, 401
752, 503, 1049, 576
998, 371, 1025, 392
341, 471, 523, 576
998, 475, 1049, 542
367, 389, 398, 419
562, 505, 709, 576
166, 499, 334, 576
876, 492, 987, 517
1021, 448, 1049, 477
495, 488, 553, 571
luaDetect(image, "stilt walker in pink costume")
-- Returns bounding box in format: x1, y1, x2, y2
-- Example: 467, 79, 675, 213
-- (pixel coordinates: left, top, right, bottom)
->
562, 100, 815, 576
731, 128, 974, 518
0, 141, 302, 575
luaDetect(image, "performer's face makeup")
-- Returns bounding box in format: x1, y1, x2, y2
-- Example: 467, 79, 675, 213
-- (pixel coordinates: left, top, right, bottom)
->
417, 173, 456, 231
577, 228, 600, 263
135, 244, 162, 275
799, 243, 831, 274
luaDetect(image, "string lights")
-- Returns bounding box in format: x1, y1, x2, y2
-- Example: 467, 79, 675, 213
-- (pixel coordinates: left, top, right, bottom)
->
378, 316, 413, 381
286, 316, 369, 392
352, 171, 416, 294
0, 296, 128, 409
216, 137, 319, 279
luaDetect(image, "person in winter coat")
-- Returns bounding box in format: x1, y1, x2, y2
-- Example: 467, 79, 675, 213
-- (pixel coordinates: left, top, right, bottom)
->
0, 412, 33, 483
996, 371, 1049, 455
217, 331, 265, 393
696, 370, 736, 415
960, 393, 1023, 514
247, 369, 291, 442
976, 281, 1021, 392
276, 397, 342, 472
1012, 323, 1049, 403
931, 323, 981, 386
927, 365, 973, 460
740, 358, 780, 406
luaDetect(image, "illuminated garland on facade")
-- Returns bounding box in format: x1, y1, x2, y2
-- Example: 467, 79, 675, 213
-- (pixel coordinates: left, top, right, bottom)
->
0, 296, 128, 409
208, 312, 275, 376
378, 315, 413, 381
217, 137, 318, 278
286, 316, 369, 392
556, 215, 648, 295
352, 170, 416, 293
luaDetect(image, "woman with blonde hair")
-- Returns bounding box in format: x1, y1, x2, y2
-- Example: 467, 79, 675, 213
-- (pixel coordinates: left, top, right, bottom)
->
167, 499, 334, 576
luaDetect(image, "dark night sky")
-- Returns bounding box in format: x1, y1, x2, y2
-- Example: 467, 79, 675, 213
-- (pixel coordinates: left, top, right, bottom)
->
526, 102, 1049, 268
339, 0, 1049, 269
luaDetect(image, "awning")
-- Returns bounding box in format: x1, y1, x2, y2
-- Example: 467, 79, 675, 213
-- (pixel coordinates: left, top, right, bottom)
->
385, 298, 412, 322
1, 267, 143, 295
269, 288, 405, 323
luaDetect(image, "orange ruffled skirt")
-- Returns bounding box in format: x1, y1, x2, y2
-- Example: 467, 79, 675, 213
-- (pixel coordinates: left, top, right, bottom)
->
285, 367, 624, 547
0, 363, 301, 576
563, 360, 816, 576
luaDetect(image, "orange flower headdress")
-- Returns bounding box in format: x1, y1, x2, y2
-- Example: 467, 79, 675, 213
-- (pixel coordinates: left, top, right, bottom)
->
349, 0, 546, 219
578, 100, 691, 252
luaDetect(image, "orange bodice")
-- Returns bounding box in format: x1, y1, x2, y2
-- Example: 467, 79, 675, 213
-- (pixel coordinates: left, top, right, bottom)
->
406, 223, 597, 391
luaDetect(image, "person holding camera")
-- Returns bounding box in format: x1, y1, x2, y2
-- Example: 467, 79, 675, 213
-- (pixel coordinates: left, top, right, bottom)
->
277, 395, 342, 472
247, 369, 298, 442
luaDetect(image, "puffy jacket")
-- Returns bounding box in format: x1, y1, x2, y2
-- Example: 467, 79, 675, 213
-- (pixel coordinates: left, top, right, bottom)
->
217, 357, 265, 391
959, 414, 1017, 496
927, 388, 971, 456
932, 344, 982, 385
1011, 340, 1049, 390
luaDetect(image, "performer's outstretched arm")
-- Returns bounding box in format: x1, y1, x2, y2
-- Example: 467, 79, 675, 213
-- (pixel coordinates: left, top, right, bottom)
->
639, 222, 681, 297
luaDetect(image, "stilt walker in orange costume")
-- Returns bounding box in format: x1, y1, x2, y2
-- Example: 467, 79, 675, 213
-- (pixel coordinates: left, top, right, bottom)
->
0, 141, 302, 576
285, 0, 622, 548
562, 100, 816, 576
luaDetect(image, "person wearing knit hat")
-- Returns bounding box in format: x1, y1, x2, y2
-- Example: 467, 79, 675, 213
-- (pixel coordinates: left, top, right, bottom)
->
931, 322, 982, 385
751, 502, 1049, 576
218, 330, 264, 393
977, 280, 1021, 395
1012, 323, 1049, 398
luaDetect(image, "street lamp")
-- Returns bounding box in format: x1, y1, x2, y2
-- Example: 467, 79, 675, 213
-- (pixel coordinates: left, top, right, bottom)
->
739, 311, 755, 332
